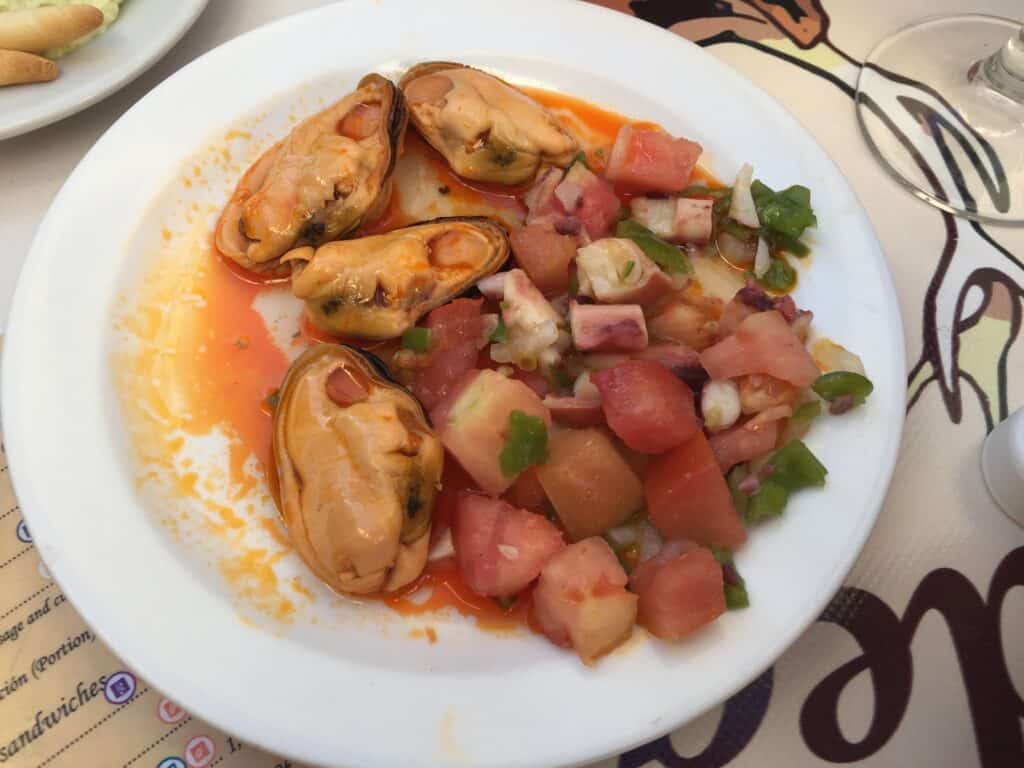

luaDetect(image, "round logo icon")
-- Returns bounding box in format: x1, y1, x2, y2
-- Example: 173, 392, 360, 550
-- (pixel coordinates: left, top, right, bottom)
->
104, 671, 137, 705
157, 697, 187, 725
15, 520, 31, 543
184, 736, 216, 768
157, 759, 187, 768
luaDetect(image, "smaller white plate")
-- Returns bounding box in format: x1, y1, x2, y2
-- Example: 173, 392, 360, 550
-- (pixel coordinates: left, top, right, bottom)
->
0, 0, 208, 140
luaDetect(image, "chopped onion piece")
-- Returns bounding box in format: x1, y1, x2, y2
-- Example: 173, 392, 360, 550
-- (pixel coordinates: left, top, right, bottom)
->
738, 465, 774, 495
573, 371, 601, 401
549, 294, 570, 317
429, 527, 455, 561
746, 404, 794, 428
636, 522, 664, 563
690, 250, 746, 302
403, 586, 436, 605
729, 163, 760, 227
754, 236, 771, 278
479, 313, 501, 348
477, 272, 507, 300
702, 379, 741, 432
810, 338, 866, 375
791, 311, 814, 341
554, 180, 584, 212
716, 231, 756, 268
604, 524, 639, 548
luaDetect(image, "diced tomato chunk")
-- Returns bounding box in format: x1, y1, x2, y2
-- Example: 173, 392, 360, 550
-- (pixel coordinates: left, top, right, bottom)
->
564, 163, 622, 239
630, 542, 726, 640
577, 181, 621, 240
535, 428, 644, 541
716, 298, 758, 340
591, 360, 699, 454
700, 310, 820, 387
455, 495, 564, 597
738, 373, 798, 414
648, 299, 719, 351
708, 418, 781, 472
582, 343, 702, 381
605, 125, 703, 193
510, 368, 551, 398
504, 467, 548, 511
645, 431, 747, 549
431, 369, 551, 495
431, 459, 475, 548
717, 283, 803, 340
510, 226, 578, 296
412, 298, 483, 410
532, 537, 637, 664
542, 396, 605, 428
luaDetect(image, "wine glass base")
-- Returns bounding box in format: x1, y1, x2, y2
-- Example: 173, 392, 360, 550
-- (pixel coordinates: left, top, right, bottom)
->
856, 14, 1024, 225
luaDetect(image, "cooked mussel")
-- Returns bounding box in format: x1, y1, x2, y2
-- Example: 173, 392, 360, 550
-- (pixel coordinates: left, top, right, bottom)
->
399, 61, 578, 185
273, 344, 442, 595
285, 216, 509, 339
215, 73, 408, 272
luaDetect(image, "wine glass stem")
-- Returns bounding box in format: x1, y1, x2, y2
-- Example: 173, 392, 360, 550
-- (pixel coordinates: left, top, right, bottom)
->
975, 24, 1024, 103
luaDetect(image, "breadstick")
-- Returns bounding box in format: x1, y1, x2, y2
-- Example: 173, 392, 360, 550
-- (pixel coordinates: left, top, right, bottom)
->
0, 5, 104, 54
0, 48, 58, 86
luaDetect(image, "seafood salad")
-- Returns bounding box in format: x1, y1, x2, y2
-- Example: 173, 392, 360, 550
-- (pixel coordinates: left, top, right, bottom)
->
215, 62, 874, 665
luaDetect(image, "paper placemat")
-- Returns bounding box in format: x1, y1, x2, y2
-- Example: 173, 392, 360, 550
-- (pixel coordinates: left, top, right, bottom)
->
2, 1, 1022, 766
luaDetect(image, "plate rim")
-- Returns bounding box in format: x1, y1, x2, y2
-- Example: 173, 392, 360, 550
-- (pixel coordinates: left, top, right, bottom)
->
1, 1, 906, 766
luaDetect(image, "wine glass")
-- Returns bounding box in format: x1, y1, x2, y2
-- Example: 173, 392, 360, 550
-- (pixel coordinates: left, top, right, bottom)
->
855, 14, 1024, 225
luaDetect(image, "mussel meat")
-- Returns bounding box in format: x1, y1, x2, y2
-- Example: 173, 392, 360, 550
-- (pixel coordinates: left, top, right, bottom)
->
216, 73, 408, 272
286, 216, 509, 339
400, 62, 578, 185
273, 344, 442, 594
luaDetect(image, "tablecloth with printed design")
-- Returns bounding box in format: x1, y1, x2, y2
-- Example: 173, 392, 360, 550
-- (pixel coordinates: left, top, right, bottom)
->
1, 1, 1022, 767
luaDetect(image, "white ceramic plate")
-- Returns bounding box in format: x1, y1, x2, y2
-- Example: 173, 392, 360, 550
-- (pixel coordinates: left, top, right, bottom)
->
2, 2, 905, 767
0, 0, 207, 139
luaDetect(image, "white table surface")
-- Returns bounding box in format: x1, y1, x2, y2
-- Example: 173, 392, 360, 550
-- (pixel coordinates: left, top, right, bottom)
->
0, 0, 338, 332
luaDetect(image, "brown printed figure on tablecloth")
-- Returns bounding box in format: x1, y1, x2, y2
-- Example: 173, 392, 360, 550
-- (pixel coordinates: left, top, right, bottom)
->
594, 0, 1023, 429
